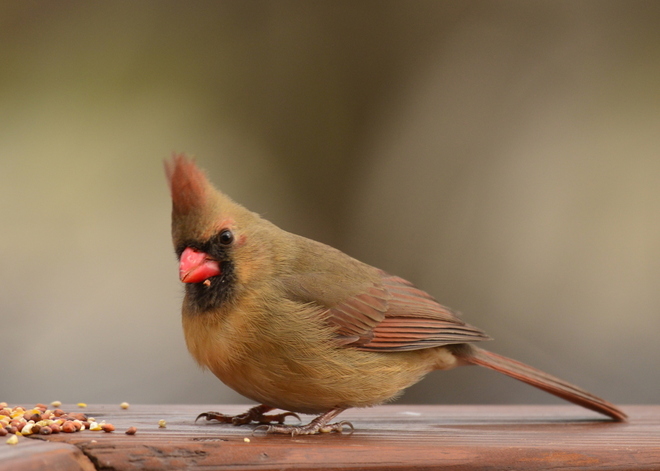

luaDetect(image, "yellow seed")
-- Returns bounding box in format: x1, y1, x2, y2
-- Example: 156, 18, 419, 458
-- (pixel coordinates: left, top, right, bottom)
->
6, 435, 18, 445
243, 437, 250, 443
77, 403, 87, 408
20, 424, 34, 435
120, 402, 130, 410
0, 402, 7, 408
51, 401, 62, 408
158, 419, 166, 428
89, 422, 103, 431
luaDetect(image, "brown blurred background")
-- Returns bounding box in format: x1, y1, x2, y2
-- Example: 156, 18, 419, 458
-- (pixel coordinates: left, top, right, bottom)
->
1, 1, 658, 410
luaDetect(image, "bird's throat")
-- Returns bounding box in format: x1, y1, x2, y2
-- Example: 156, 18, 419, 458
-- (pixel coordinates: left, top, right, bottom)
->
184, 261, 236, 314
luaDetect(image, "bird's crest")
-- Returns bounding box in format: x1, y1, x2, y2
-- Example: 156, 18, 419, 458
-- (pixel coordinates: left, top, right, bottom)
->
165, 153, 225, 244
165, 153, 210, 215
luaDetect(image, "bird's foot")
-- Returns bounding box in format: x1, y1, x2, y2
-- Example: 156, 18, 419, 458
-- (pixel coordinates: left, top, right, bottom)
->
255, 407, 352, 436
196, 404, 300, 426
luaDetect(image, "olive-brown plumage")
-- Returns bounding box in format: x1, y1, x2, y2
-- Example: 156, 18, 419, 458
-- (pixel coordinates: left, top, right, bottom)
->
166, 154, 626, 435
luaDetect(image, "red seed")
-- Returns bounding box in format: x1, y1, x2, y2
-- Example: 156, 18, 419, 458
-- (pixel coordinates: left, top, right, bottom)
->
0, 428, 7, 436
101, 423, 115, 432
61, 422, 76, 433
125, 426, 137, 435
40, 426, 52, 435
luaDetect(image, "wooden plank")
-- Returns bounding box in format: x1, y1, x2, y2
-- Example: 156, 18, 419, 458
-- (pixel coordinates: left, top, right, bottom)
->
0, 437, 95, 471
4, 404, 659, 470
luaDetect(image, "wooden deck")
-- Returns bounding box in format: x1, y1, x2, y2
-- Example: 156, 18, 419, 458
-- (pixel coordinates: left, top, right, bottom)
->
2, 404, 658, 470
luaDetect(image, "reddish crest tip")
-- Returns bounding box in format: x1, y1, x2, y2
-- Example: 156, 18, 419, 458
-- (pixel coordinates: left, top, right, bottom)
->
165, 153, 210, 214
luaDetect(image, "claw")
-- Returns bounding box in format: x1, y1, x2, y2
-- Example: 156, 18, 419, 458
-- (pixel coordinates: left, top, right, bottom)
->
195, 411, 234, 423
322, 420, 354, 434
195, 405, 300, 428
252, 407, 350, 435
195, 406, 348, 434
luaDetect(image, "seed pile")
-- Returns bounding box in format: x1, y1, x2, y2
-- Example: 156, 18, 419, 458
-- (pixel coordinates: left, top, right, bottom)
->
1, 402, 117, 444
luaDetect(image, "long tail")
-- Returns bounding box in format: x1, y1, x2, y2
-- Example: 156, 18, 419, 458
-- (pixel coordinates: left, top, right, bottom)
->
456, 346, 627, 421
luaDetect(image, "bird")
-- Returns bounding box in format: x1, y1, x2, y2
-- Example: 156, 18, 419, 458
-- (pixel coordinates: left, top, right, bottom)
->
165, 153, 626, 435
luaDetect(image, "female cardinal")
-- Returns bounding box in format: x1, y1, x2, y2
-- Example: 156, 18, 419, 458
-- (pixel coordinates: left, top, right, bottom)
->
165, 154, 626, 435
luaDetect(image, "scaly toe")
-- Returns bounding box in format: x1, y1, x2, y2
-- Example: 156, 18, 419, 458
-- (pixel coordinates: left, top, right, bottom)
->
230, 413, 253, 426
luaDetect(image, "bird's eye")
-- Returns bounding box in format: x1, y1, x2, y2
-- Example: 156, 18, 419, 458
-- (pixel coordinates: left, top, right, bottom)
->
219, 229, 234, 245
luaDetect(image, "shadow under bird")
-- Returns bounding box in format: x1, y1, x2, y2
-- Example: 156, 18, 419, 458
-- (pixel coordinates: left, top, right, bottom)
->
165, 154, 626, 435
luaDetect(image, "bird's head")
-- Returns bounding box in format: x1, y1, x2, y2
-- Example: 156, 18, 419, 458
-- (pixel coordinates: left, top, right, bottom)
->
165, 153, 271, 313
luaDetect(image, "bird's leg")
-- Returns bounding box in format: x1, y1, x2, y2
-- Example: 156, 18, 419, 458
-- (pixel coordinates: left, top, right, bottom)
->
196, 404, 300, 426
255, 407, 353, 435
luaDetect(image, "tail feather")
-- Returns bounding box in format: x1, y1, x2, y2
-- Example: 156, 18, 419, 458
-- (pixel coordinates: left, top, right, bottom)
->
459, 346, 627, 421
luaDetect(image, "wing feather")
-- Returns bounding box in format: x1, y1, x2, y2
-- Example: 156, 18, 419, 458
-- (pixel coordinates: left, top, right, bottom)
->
326, 271, 490, 352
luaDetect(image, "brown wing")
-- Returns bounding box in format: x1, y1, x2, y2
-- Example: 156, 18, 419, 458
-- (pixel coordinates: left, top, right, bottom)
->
286, 269, 491, 352
344, 273, 490, 351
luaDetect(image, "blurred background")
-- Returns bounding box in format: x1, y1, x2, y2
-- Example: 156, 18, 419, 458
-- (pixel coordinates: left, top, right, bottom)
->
1, 1, 659, 411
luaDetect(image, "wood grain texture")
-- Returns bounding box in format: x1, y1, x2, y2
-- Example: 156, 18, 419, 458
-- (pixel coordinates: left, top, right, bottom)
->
2, 404, 658, 470
0, 438, 95, 471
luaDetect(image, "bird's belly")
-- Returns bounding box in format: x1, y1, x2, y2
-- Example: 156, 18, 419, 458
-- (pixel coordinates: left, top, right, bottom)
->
207, 340, 445, 414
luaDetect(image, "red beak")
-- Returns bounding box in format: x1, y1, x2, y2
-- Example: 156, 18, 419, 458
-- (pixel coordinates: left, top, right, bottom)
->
179, 247, 221, 283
